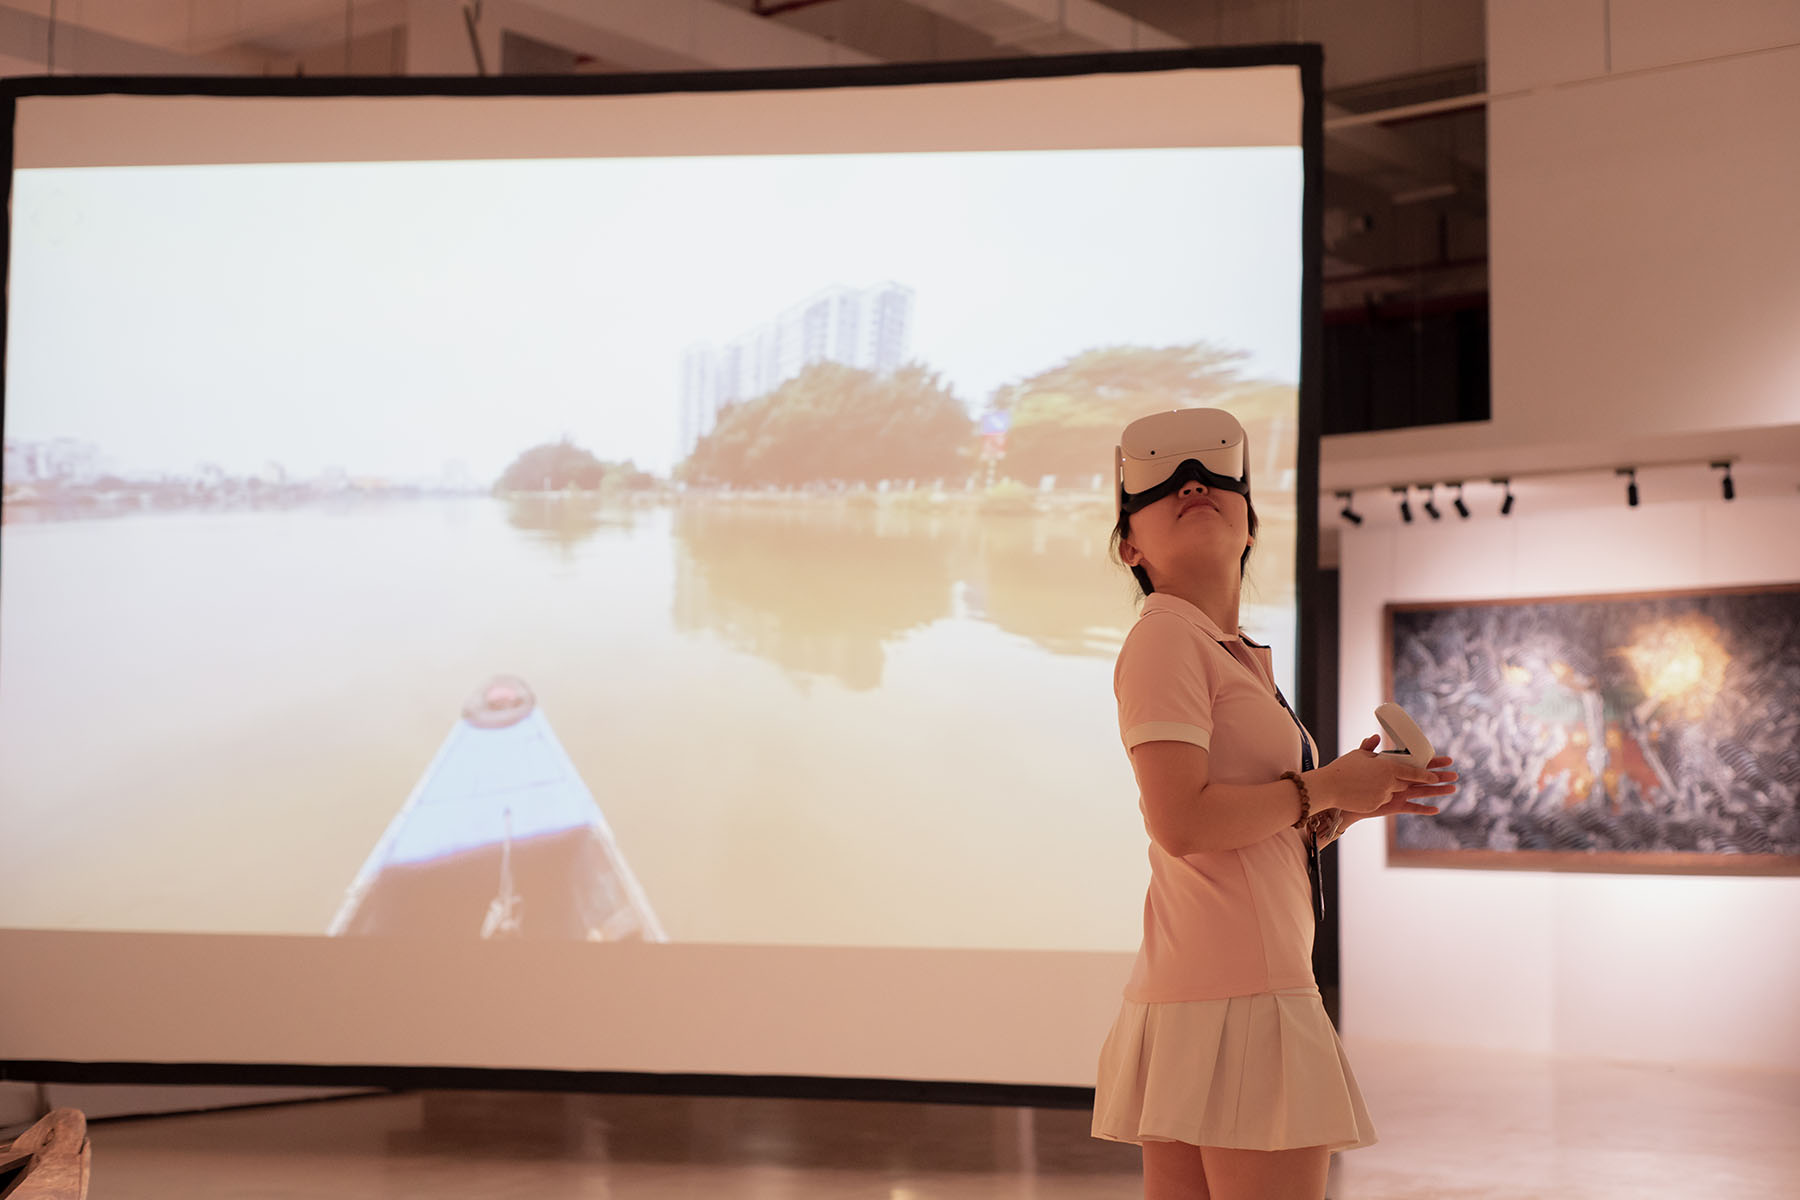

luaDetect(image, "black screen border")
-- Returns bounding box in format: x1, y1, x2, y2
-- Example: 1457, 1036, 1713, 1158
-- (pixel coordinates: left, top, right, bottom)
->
0, 44, 1324, 1106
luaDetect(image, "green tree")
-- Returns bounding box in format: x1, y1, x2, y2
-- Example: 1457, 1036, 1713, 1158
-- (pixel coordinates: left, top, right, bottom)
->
496, 439, 656, 493
988, 343, 1250, 485
679, 362, 973, 487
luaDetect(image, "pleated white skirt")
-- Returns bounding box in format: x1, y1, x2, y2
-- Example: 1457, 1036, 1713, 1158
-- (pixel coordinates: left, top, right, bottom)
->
1091, 986, 1378, 1153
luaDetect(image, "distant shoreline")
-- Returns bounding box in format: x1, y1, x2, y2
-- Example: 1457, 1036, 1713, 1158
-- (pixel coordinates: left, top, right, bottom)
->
3, 481, 1134, 523
3, 478, 1310, 526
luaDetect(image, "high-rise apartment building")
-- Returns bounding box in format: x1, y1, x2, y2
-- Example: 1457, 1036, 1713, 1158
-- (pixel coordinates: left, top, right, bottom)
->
679, 282, 915, 461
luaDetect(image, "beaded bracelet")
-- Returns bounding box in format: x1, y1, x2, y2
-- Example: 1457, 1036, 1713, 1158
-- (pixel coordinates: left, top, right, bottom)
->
1281, 770, 1311, 829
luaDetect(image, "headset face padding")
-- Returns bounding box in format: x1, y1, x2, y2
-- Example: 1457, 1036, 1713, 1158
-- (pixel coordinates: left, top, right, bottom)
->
1119, 458, 1250, 517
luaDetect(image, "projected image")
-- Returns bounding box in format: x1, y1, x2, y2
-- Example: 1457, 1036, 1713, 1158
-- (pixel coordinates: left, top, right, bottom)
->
1, 146, 1302, 947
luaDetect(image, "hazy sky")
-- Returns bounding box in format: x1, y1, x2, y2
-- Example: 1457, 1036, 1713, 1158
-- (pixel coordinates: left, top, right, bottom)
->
8, 147, 1300, 482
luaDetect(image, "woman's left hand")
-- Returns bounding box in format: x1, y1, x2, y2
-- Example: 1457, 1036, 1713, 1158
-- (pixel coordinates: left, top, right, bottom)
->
1336, 736, 1455, 827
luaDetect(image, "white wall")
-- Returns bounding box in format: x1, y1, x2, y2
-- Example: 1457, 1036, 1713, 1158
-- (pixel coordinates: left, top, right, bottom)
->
1328, 0, 1800, 1070
1322, 0, 1800, 493
1335, 494, 1800, 1069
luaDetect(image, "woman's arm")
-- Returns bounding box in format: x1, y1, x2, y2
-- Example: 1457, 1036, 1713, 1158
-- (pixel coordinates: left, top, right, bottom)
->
1131, 739, 1454, 858
1131, 741, 1307, 855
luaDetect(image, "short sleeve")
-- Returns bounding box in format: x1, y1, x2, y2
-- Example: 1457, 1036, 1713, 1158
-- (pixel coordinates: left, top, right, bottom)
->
1114, 611, 1219, 752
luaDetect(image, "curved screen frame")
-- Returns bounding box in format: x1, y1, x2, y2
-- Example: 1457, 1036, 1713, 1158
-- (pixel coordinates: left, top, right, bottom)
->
0, 46, 1324, 1101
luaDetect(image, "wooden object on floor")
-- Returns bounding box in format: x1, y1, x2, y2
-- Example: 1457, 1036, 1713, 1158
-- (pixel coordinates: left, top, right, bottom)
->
0, 1108, 89, 1200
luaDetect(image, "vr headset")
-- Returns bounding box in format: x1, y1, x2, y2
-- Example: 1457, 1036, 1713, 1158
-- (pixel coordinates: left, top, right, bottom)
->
1115, 408, 1251, 519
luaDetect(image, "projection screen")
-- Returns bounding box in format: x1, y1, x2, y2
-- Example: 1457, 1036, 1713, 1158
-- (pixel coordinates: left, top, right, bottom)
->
0, 51, 1321, 1093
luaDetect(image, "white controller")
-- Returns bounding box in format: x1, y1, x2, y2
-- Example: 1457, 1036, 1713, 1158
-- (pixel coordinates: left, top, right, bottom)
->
1375, 702, 1435, 768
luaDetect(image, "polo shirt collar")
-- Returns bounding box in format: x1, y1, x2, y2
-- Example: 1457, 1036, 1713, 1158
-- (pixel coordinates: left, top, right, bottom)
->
1141, 592, 1279, 687
1141, 592, 1238, 643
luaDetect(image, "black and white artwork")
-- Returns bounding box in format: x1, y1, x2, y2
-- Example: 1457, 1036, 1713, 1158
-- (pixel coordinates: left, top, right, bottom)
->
1386, 585, 1800, 874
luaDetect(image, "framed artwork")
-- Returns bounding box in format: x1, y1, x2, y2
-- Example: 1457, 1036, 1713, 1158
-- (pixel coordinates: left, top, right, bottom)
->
1384, 583, 1800, 875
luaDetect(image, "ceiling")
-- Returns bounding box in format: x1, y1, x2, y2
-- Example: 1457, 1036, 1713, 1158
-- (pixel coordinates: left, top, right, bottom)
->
1, 0, 1490, 313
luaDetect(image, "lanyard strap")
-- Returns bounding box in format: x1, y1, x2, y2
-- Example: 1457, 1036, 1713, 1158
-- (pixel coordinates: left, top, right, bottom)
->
1274, 683, 1325, 923
1218, 640, 1325, 922
1274, 686, 1316, 773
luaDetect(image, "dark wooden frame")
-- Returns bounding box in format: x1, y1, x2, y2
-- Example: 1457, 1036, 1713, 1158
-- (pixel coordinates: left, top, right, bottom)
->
1383, 582, 1800, 876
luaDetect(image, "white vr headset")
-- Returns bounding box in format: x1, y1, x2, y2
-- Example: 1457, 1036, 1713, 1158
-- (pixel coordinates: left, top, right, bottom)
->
1115, 408, 1250, 518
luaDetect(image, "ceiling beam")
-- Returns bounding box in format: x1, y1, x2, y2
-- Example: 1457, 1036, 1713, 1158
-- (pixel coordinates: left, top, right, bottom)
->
500, 0, 876, 71
0, 4, 257, 74
1325, 101, 1485, 210
906, 0, 1181, 55
174, 1, 408, 58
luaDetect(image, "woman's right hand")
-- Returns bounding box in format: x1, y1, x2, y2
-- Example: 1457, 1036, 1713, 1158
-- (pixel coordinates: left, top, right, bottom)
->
1305, 734, 1457, 814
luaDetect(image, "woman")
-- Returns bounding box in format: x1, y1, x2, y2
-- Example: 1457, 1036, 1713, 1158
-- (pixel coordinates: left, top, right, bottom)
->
1091, 408, 1458, 1200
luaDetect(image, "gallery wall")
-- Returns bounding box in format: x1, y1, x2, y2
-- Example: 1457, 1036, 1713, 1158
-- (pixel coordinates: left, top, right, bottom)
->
1334, 495, 1800, 1069
1322, 0, 1800, 492
1328, 0, 1800, 1070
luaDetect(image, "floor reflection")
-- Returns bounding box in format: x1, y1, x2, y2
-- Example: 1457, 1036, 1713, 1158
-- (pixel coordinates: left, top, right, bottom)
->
388, 1092, 1127, 1175
61, 1045, 1800, 1199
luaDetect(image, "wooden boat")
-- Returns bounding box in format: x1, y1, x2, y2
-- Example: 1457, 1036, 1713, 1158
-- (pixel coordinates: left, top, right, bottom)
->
328, 677, 665, 941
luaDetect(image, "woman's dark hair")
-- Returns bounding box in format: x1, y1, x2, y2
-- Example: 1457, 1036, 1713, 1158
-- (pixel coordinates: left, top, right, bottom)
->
1110, 493, 1259, 598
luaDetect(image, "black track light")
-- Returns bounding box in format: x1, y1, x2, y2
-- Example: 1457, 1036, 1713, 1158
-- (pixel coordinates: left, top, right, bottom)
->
1421, 485, 1441, 521
1336, 491, 1363, 526
1393, 486, 1412, 524
1713, 461, 1735, 501
1492, 477, 1514, 516
1452, 482, 1470, 519
1617, 467, 1639, 508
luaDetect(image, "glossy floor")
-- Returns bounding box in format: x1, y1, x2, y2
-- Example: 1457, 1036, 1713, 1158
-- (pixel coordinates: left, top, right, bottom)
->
59, 1041, 1800, 1198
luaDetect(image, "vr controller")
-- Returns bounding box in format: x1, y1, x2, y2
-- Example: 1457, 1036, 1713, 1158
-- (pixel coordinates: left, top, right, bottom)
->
1374, 702, 1435, 768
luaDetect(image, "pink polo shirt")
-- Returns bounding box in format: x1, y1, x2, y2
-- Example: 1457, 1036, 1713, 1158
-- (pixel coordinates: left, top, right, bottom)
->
1114, 593, 1320, 1003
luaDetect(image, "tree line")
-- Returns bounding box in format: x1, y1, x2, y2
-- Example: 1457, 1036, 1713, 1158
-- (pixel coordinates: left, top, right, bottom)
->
498, 343, 1291, 493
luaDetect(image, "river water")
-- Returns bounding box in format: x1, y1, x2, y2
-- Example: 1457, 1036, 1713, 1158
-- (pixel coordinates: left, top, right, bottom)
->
0, 495, 1297, 949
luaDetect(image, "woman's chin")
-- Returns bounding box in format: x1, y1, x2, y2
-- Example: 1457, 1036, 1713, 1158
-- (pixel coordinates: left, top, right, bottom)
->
1164, 542, 1243, 575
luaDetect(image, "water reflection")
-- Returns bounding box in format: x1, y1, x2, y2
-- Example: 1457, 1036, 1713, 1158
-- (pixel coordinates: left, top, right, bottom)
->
960, 510, 1136, 659
670, 497, 1138, 691
671, 501, 954, 691
503, 493, 643, 555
